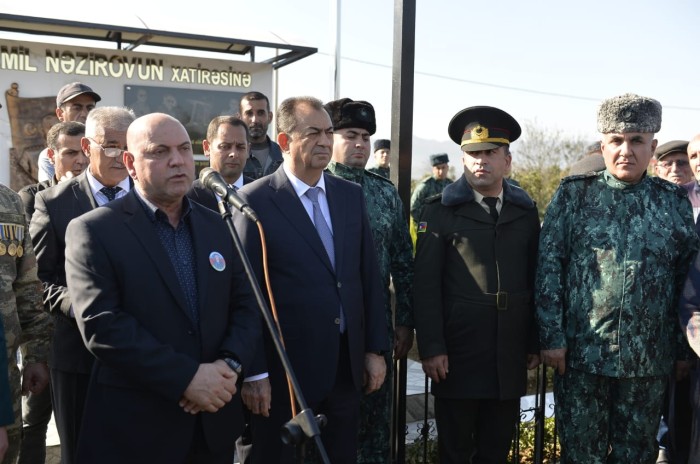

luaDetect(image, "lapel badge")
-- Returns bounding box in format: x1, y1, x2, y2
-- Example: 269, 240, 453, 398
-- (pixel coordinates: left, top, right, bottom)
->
209, 251, 226, 272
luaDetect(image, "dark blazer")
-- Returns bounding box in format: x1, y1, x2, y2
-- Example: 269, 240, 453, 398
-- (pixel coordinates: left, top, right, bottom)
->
236, 168, 388, 403
186, 175, 254, 212
413, 177, 540, 400
30, 171, 101, 373
18, 177, 55, 224
64, 191, 261, 463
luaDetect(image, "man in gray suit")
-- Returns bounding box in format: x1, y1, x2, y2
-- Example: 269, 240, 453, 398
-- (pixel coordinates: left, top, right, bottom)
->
29, 106, 135, 464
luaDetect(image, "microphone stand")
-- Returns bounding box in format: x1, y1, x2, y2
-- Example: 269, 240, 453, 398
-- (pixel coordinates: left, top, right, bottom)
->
216, 199, 330, 464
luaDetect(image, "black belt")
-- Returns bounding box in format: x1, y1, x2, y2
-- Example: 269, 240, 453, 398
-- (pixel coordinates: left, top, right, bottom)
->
450, 291, 532, 311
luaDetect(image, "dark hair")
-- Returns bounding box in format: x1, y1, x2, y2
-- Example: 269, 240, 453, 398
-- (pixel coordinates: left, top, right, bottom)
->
239, 91, 270, 112
276, 96, 325, 135
46, 121, 86, 150
206, 116, 250, 141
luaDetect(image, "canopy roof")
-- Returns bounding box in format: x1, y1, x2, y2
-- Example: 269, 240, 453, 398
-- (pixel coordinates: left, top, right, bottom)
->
0, 7, 316, 68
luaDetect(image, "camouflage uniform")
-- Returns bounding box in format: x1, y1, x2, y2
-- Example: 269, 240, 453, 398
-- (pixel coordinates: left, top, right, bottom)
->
367, 166, 390, 180
536, 170, 699, 463
326, 161, 414, 463
409, 177, 452, 223
0, 184, 51, 464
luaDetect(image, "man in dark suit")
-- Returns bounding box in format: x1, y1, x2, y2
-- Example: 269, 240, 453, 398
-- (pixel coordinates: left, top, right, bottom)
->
64, 112, 261, 463
235, 96, 388, 464
29, 106, 135, 464
413, 106, 541, 463
187, 116, 254, 211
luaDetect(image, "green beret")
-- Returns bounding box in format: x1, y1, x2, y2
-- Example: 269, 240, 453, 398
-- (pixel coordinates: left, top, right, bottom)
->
597, 93, 662, 134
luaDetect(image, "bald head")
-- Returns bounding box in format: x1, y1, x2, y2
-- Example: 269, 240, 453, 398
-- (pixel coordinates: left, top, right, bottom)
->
124, 112, 194, 211
687, 134, 700, 182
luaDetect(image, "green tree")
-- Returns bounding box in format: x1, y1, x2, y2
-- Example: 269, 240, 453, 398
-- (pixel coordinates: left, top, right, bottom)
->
511, 119, 590, 220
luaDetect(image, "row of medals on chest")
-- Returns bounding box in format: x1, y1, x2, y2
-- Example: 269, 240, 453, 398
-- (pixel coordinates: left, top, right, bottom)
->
0, 224, 24, 257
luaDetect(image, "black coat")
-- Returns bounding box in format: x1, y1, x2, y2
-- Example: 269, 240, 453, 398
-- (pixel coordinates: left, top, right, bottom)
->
413, 176, 540, 399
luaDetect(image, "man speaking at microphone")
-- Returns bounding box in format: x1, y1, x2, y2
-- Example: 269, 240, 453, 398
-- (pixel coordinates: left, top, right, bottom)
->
233, 96, 388, 463
64, 112, 262, 463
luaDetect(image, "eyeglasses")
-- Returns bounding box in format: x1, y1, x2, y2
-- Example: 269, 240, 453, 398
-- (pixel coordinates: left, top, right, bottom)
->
658, 159, 690, 168
88, 138, 125, 158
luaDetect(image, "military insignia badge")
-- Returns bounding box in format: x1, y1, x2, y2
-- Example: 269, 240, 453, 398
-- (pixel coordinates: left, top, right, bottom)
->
417, 221, 428, 233
209, 251, 226, 272
0, 242, 6, 256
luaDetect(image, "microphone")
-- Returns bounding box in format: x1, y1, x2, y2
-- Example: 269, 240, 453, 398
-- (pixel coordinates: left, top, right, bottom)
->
199, 167, 258, 223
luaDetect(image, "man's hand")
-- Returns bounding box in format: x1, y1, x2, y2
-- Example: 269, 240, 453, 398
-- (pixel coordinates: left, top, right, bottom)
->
526, 354, 541, 370
541, 348, 567, 375
421, 354, 449, 383
393, 326, 414, 360
363, 353, 386, 394
241, 378, 271, 417
22, 363, 49, 395
179, 361, 238, 414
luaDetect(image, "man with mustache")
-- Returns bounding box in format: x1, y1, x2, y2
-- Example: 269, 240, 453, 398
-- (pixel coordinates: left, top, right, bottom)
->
650, 139, 695, 464
413, 106, 540, 463
653, 140, 693, 186
537, 93, 699, 463
30, 107, 135, 464
239, 91, 283, 180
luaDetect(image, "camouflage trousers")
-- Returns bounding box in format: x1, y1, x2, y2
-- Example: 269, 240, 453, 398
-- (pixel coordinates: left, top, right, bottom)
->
357, 351, 393, 464
554, 368, 665, 464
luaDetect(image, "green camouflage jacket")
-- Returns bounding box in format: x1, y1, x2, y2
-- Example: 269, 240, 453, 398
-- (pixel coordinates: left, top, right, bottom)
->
327, 161, 414, 333
0, 183, 51, 426
410, 177, 452, 223
536, 171, 699, 377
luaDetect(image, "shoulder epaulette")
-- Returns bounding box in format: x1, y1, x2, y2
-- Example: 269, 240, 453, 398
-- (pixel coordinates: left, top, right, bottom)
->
365, 169, 393, 184
425, 193, 442, 204
561, 171, 601, 184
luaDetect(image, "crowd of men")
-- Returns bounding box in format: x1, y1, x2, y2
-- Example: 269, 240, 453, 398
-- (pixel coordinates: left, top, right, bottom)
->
0, 82, 699, 464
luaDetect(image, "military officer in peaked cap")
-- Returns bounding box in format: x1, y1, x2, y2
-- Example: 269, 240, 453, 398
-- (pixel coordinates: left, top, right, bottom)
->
537, 93, 699, 463
413, 106, 540, 463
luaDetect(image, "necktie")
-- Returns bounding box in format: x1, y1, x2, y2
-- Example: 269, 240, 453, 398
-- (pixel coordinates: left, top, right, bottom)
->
100, 186, 122, 202
483, 197, 499, 222
305, 187, 345, 332
305, 187, 335, 268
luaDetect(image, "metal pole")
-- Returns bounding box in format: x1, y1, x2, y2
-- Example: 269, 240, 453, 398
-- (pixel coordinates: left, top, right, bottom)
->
390, 0, 415, 222
331, 0, 341, 99
390, 1, 416, 462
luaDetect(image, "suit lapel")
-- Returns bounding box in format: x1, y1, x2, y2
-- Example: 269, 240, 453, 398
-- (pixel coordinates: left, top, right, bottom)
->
121, 192, 193, 320
269, 170, 335, 274
73, 172, 98, 213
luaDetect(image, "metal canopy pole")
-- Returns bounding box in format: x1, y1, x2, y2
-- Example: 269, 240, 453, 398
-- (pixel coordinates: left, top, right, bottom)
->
389, 1, 415, 463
